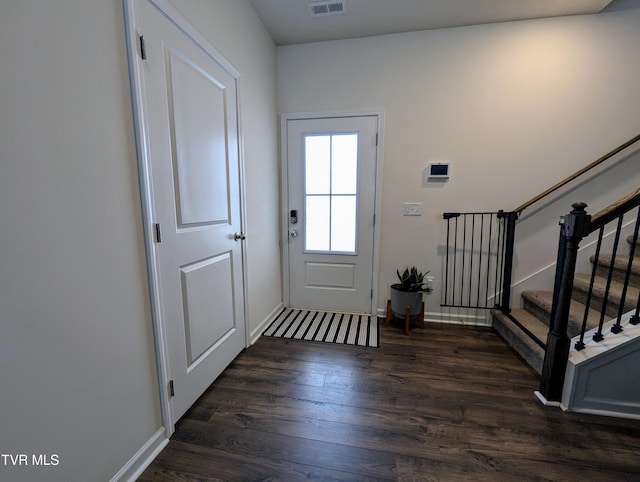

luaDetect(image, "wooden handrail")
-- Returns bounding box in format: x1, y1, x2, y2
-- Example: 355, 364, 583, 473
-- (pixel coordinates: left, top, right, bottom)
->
589, 188, 640, 232
514, 133, 640, 215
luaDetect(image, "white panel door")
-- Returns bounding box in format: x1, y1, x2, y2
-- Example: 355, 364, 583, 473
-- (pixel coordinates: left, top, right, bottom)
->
286, 116, 378, 313
133, 0, 246, 422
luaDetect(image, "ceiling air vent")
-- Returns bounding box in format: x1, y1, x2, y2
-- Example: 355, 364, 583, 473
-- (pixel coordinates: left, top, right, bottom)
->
309, 0, 346, 17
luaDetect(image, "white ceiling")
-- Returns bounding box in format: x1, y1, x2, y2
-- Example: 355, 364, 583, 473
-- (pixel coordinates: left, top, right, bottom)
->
249, 0, 614, 45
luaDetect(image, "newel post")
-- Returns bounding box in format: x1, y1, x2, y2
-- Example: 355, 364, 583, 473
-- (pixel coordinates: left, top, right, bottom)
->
539, 202, 591, 402
500, 211, 518, 314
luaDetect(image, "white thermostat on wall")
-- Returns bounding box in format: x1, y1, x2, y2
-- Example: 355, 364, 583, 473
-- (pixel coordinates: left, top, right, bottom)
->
427, 162, 450, 180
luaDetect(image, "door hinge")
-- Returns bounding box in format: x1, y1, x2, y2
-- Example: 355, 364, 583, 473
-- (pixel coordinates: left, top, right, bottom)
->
375, 133, 378, 146
373, 214, 376, 226
169, 380, 175, 397
154, 223, 162, 243
139, 35, 147, 60
371, 289, 374, 299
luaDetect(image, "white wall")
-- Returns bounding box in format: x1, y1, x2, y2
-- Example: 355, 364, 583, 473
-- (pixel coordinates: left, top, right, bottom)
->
0, 1, 279, 480
0, 2, 162, 481
277, 9, 640, 322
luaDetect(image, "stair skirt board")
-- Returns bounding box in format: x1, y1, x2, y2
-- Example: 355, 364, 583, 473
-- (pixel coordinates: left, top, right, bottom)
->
492, 310, 545, 375
263, 308, 379, 348
561, 313, 640, 419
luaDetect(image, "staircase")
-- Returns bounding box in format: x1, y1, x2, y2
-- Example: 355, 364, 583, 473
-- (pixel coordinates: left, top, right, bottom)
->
493, 234, 640, 375
443, 136, 640, 412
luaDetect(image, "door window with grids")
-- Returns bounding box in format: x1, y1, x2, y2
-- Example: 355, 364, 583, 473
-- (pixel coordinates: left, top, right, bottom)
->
304, 133, 358, 253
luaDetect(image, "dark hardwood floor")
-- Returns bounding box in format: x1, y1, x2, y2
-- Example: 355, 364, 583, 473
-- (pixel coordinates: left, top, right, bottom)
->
139, 321, 640, 481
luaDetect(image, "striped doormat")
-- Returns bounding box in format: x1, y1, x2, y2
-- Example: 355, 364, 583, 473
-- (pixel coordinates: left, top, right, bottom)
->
263, 308, 378, 348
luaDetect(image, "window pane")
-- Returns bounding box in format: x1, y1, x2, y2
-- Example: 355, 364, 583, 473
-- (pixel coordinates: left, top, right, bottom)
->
305, 196, 330, 251
331, 196, 357, 253
305, 135, 330, 195
331, 134, 358, 195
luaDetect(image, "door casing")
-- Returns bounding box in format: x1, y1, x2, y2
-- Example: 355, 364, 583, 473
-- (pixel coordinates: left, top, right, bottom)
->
124, 0, 249, 436
280, 110, 384, 315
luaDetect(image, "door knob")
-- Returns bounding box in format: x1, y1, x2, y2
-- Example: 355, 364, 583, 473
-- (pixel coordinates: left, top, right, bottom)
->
233, 232, 246, 241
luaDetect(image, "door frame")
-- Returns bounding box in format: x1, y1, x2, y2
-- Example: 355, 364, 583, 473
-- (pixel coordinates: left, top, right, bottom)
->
123, 0, 249, 436
280, 110, 384, 315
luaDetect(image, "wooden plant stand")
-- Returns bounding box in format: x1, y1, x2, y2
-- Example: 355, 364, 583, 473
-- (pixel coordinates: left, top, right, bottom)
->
385, 299, 424, 335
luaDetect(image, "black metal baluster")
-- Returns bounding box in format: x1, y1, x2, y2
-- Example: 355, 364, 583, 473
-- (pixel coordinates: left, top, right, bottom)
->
594, 216, 624, 342
453, 215, 458, 307
494, 212, 505, 308
486, 213, 494, 308
478, 214, 484, 308
613, 207, 640, 331
469, 214, 476, 307
575, 226, 603, 350
630, 208, 640, 326
460, 214, 467, 307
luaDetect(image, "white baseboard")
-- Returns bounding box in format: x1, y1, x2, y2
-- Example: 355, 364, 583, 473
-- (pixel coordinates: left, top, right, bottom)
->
534, 390, 561, 407
376, 308, 490, 327
560, 405, 640, 421
110, 427, 168, 482
249, 302, 284, 345
425, 311, 492, 327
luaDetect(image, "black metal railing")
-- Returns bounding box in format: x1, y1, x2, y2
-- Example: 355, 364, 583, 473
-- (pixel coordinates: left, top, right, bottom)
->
442, 136, 640, 320
441, 135, 640, 400
540, 189, 640, 401
441, 211, 517, 312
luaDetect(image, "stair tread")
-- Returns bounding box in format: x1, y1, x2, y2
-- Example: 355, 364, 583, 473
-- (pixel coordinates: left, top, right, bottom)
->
502, 308, 549, 342
496, 229, 640, 378
492, 309, 544, 375
596, 253, 640, 272
594, 254, 640, 288
574, 273, 640, 313
522, 290, 601, 336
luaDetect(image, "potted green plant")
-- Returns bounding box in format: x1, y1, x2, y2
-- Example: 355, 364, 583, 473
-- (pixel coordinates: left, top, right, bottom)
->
389, 266, 431, 319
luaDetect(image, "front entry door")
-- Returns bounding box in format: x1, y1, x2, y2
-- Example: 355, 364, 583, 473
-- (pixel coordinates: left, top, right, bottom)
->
286, 115, 379, 313
129, 0, 246, 423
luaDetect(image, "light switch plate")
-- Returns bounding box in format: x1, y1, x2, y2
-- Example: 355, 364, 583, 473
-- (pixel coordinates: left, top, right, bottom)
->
403, 202, 422, 216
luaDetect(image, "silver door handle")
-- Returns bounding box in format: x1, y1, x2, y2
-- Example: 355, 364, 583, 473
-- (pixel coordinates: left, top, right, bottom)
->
233, 232, 246, 241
